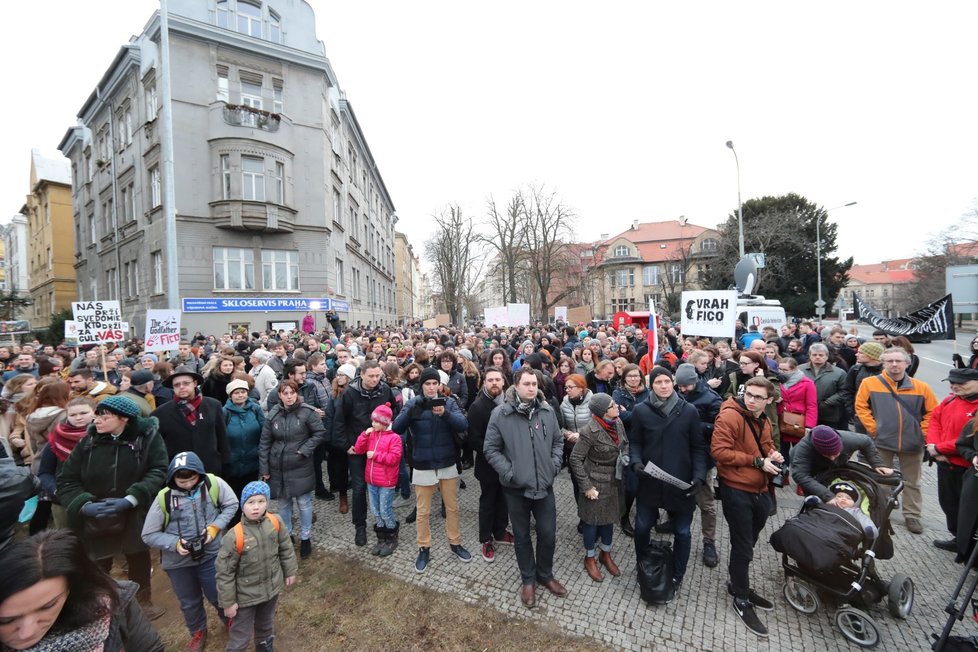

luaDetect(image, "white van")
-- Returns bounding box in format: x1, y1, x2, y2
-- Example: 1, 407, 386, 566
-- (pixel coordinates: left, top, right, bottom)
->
737, 297, 787, 333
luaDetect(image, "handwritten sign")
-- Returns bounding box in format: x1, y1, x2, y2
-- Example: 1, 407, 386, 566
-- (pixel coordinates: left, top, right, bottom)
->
143, 309, 181, 352
71, 301, 124, 344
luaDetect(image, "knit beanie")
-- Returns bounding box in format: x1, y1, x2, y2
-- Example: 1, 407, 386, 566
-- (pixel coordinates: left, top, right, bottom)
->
674, 363, 699, 387
98, 395, 141, 420
458, 348, 473, 361
141, 353, 159, 363
648, 366, 674, 385
811, 425, 843, 457
589, 392, 614, 417
438, 370, 450, 386
371, 403, 393, 426
419, 367, 441, 385
240, 480, 271, 507
858, 342, 884, 362
337, 363, 357, 380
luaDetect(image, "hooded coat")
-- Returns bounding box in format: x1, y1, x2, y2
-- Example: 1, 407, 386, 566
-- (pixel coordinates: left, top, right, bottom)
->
259, 401, 326, 499
223, 398, 265, 479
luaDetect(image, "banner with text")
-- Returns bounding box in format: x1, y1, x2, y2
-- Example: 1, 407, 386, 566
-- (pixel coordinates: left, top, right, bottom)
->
143, 310, 182, 352
680, 290, 738, 338
71, 301, 124, 344
853, 292, 955, 340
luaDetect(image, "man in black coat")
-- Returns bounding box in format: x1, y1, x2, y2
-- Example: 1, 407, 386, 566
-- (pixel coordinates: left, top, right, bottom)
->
151, 365, 230, 475
333, 360, 399, 547
630, 366, 708, 600
467, 367, 513, 562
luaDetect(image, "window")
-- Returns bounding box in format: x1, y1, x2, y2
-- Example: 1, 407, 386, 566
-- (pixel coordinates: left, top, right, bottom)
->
332, 189, 341, 225
614, 245, 630, 257
643, 265, 660, 286
273, 161, 285, 204
261, 249, 298, 291
149, 166, 161, 208
152, 251, 163, 294
217, 66, 229, 103
145, 80, 158, 121
105, 268, 117, 300
352, 268, 361, 300
611, 298, 635, 312
213, 247, 255, 290
269, 11, 282, 42
241, 157, 264, 201
125, 260, 139, 298
118, 107, 133, 146
216, 0, 282, 42
669, 263, 685, 284
120, 186, 129, 221
85, 153, 93, 182
216, 0, 230, 28
240, 80, 262, 110
612, 268, 634, 287
46, 247, 52, 272
221, 155, 231, 199
700, 238, 719, 253
100, 199, 113, 236
88, 212, 96, 245
237, 1, 262, 37
335, 258, 344, 294
272, 78, 283, 113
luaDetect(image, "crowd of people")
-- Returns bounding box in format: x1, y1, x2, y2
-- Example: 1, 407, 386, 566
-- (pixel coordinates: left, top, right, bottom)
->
0, 316, 969, 649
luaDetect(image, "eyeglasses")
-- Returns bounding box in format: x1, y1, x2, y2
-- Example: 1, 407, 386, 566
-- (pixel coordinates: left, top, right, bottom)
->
739, 361, 756, 367
565, 384, 580, 390
171, 380, 195, 388
743, 391, 769, 402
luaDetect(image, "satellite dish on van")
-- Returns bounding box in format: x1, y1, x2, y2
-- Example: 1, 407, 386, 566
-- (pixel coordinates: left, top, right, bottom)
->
734, 257, 757, 296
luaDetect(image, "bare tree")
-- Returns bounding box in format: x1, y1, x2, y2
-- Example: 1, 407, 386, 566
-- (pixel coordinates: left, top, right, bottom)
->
424, 205, 485, 326
520, 185, 579, 320
480, 195, 528, 304
660, 242, 697, 315
908, 205, 978, 306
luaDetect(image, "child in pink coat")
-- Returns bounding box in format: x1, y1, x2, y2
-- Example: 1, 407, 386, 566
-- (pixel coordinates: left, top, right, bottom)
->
354, 404, 403, 556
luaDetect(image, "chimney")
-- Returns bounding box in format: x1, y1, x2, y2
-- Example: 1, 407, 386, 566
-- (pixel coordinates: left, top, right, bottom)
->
632, 220, 639, 230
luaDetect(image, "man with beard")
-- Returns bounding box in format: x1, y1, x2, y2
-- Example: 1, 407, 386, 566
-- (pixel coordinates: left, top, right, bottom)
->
484, 368, 566, 608
466, 367, 514, 563
151, 366, 230, 475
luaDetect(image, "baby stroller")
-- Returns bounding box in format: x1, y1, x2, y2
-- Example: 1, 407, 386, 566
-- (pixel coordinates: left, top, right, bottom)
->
770, 462, 915, 648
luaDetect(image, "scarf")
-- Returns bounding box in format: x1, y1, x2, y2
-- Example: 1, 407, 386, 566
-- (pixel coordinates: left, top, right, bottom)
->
781, 369, 803, 389
2, 609, 111, 652
593, 415, 619, 445
482, 387, 504, 406
515, 396, 539, 418
649, 390, 680, 416
178, 391, 204, 425
49, 421, 89, 462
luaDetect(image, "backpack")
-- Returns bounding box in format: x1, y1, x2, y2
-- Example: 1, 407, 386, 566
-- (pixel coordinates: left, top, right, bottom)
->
232, 513, 281, 554
155, 473, 221, 528
637, 539, 675, 604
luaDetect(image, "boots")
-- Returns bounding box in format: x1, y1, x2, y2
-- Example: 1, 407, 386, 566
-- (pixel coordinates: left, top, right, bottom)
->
584, 555, 603, 582
338, 492, 349, 514
379, 523, 399, 557
256, 635, 274, 652
598, 549, 621, 577
137, 589, 166, 621
372, 525, 384, 556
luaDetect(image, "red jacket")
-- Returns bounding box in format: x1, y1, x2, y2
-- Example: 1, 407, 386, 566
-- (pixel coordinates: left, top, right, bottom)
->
778, 376, 818, 442
354, 428, 403, 488
926, 394, 978, 468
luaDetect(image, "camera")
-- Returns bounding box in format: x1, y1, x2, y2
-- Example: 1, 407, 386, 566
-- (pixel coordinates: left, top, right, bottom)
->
769, 461, 785, 488
184, 535, 206, 561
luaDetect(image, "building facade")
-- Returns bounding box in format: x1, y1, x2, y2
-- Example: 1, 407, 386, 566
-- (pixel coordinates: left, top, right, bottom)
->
3, 215, 28, 299
59, 0, 398, 336
593, 219, 720, 318
20, 150, 76, 327
393, 231, 415, 325
845, 259, 915, 318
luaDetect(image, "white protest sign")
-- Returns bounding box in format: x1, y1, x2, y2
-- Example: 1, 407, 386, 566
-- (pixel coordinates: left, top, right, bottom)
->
507, 303, 531, 327
679, 290, 738, 338
144, 310, 181, 352
64, 320, 79, 347
554, 306, 568, 322
484, 306, 508, 326
71, 301, 125, 344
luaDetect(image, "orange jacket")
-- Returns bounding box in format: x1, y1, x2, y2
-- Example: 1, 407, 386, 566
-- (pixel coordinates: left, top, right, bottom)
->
711, 397, 776, 494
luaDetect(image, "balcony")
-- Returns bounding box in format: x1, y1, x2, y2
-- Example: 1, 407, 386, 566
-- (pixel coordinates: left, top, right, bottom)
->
209, 200, 296, 233
222, 104, 281, 132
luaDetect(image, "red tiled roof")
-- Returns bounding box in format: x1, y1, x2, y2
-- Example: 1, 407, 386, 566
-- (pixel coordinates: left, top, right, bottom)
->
601, 220, 710, 245
848, 259, 915, 285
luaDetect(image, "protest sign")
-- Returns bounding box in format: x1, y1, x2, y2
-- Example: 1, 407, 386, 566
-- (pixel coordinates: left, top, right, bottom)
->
554, 306, 568, 322
143, 310, 181, 352
64, 320, 79, 347
679, 290, 738, 338
71, 301, 124, 344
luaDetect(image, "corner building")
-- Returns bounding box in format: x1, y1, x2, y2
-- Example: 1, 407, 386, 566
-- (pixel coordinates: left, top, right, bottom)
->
59, 0, 397, 336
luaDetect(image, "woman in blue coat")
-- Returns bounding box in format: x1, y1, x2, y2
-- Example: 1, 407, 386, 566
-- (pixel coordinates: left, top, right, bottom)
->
629, 366, 708, 598
222, 379, 264, 526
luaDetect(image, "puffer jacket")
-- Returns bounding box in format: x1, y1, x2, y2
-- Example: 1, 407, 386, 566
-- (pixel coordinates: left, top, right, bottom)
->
354, 428, 403, 487
141, 457, 239, 570
855, 371, 938, 452
259, 402, 326, 499
558, 390, 593, 435
216, 512, 298, 609
103, 580, 165, 652
484, 388, 563, 500
711, 397, 777, 494
223, 398, 264, 479
392, 395, 467, 471
929, 394, 978, 468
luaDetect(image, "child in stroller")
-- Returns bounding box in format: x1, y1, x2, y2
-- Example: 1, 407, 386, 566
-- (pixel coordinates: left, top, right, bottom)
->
805, 480, 879, 542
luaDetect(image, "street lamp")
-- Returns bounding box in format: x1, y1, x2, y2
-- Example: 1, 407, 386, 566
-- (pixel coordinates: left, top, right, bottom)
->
725, 141, 745, 259
816, 201, 858, 319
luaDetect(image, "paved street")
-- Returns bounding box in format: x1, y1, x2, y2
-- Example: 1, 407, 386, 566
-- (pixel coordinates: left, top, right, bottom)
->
298, 333, 978, 651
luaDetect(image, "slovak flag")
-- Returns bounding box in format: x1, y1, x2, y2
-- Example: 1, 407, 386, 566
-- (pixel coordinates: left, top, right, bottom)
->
647, 297, 659, 367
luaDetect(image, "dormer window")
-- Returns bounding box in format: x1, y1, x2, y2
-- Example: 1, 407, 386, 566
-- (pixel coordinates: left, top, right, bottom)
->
701, 238, 719, 252
614, 245, 630, 257
216, 0, 283, 43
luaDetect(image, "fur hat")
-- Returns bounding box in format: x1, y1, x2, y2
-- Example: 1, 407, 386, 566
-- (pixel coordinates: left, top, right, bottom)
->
811, 425, 843, 457
371, 403, 393, 426
97, 395, 142, 420
589, 392, 614, 417
858, 342, 884, 361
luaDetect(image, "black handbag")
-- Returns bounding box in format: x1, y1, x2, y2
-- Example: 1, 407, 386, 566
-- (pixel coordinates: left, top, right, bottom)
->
82, 505, 129, 538
637, 539, 675, 605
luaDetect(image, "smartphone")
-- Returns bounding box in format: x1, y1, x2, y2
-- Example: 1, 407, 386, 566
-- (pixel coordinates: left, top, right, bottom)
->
430, 397, 446, 408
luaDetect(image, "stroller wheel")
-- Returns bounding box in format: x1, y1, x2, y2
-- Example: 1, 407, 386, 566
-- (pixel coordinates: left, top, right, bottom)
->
835, 607, 880, 648
887, 574, 914, 619
783, 578, 819, 614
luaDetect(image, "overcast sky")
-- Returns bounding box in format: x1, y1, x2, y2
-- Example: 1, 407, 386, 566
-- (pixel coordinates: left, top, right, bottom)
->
5, 1, 977, 269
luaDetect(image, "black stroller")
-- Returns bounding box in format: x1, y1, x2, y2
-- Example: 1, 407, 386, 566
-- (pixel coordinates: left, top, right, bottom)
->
770, 462, 915, 648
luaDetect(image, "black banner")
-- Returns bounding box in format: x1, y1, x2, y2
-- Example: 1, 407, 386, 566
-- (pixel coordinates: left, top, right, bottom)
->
852, 293, 955, 340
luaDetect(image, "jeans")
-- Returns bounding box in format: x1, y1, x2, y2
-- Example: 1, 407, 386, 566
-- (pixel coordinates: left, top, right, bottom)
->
477, 472, 510, 543
165, 555, 223, 634
225, 595, 278, 652
503, 487, 557, 585
368, 484, 397, 529
937, 463, 966, 535
720, 482, 771, 599
634, 502, 694, 582
348, 453, 368, 528
415, 478, 461, 547
277, 491, 313, 540
582, 523, 613, 555
396, 434, 412, 499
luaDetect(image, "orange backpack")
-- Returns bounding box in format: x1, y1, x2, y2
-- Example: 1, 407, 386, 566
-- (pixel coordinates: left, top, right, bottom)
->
232, 513, 281, 554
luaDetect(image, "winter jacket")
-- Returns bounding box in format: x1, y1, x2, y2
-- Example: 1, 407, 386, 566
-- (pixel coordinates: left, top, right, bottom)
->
854, 371, 938, 452
101, 580, 165, 652
259, 402, 326, 499
0, 456, 38, 552
630, 393, 707, 512
141, 472, 238, 570
789, 430, 885, 501
558, 391, 594, 435
122, 389, 155, 417
726, 370, 782, 448
443, 369, 469, 408
777, 375, 818, 443
678, 384, 722, 445
586, 371, 618, 396
799, 361, 848, 427
569, 416, 628, 526
841, 362, 884, 430
250, 363, 278, 410
223, 399, 265, 479
216, 511, 298, 609
484, 388, 563, 500
57, 417, 169, 559
354, 428, 403, 487
711, 397, 777, 494
153, 396, 231, 475
25, 406, 64, 472
467, 387, 505, 482
201, 372, 232, 402
392, 395, 468, 471
333, 377, 399, 449
929, 394, 978, 468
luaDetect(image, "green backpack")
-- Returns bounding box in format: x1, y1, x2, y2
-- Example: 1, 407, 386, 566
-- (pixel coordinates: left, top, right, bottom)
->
155, 473, 221, 528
